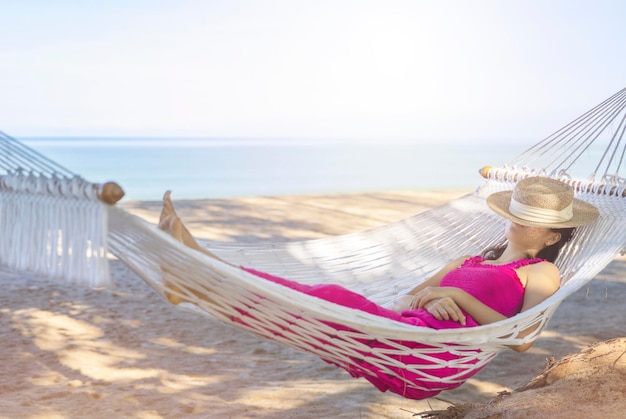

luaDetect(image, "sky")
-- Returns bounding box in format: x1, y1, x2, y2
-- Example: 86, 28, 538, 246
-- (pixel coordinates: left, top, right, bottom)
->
0, 0, 624, 143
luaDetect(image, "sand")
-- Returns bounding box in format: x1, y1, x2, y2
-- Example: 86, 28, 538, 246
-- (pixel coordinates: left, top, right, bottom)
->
0, 189, 624, 418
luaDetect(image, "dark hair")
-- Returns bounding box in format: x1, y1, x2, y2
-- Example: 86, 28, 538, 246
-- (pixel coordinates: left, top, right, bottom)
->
482, 227, 576, 263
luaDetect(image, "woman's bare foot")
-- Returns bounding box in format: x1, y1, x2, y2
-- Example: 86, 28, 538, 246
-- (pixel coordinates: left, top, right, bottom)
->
159, 191, 181, 237
160, 191, 235, 266
159, 191, 211, 254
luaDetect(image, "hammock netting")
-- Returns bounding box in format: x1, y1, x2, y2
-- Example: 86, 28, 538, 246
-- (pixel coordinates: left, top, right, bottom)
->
0, 87, 624, 399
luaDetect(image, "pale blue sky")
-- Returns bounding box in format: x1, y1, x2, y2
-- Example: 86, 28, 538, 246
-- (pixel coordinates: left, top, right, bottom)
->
0, 0, 624, 142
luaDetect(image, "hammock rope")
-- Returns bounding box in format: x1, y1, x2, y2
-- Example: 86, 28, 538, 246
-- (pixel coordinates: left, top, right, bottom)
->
503, 87, 626, 185
0, 87, 625, 399
0, 130, 76, 177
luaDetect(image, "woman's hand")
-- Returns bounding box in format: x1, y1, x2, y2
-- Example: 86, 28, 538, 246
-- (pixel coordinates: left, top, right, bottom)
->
410, 287, 466, 325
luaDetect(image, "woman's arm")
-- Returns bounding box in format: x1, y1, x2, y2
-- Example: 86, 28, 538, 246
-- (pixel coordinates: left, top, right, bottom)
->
411, 286, 508, 326
401, 257, 471, 325
404, 255, 483, 322
506, 261, 561, 352
406, 257, 468, 295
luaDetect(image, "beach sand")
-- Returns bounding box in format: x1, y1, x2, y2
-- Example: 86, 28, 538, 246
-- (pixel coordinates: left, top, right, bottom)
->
1, 189, 624, 418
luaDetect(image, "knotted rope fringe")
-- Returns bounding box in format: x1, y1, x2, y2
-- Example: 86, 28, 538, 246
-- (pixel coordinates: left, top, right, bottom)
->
0, 174, 111, 287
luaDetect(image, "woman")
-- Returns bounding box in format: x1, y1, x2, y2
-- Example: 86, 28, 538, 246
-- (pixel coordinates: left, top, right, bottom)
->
158, 177, 599, 397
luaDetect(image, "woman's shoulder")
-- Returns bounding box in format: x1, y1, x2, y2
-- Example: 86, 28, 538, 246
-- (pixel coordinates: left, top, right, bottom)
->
526, 259, 559, 273
524, 260, 561, 289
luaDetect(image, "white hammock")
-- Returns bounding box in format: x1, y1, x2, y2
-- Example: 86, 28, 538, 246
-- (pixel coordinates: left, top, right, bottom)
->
0, 87, 624, 399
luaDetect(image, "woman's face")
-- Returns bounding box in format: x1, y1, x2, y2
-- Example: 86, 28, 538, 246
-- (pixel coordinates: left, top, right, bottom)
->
505, 221, 560, 250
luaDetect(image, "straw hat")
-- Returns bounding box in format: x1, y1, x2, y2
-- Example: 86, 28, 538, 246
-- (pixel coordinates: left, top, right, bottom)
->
486, 177, 599, 228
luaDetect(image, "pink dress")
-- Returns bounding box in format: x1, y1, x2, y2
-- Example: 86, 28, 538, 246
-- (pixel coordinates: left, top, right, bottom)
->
237, 256, 542, 399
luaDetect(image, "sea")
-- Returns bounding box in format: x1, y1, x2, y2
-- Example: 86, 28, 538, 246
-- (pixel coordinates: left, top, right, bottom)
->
20, 137, 528, 201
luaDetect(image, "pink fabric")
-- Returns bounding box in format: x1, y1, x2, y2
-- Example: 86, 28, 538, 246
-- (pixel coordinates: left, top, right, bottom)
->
404, 255, 530, 329
237, 256, 541, 399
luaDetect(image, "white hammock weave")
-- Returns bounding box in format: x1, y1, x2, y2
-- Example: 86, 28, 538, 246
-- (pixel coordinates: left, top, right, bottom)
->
1, 87, 625, 399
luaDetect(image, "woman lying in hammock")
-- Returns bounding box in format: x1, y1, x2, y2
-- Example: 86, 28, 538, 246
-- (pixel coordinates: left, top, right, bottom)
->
158, 176, 599, 356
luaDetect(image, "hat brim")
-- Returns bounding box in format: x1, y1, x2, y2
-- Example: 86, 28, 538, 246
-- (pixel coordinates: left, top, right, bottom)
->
486, 190, 600, 228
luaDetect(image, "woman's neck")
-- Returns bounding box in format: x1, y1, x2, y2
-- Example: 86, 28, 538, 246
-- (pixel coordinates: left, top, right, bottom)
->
495, 246, 534, 264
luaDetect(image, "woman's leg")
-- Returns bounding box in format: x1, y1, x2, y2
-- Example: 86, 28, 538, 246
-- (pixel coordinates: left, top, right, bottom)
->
157, 192, 411, 319
158, 191, 235, 304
